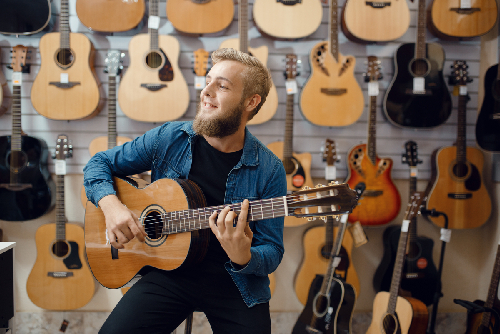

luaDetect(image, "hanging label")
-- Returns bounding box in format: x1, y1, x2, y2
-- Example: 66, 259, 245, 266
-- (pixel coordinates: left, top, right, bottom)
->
332, 256, 341, 269
195, 76, 206, 90
459, 86, 468, 96
368, 82, 379, 96
410, 166, 418, 178
325, 166, 337, 181
348, 221, 368, 247
12, 72, 22, 86
55, 160, 67, 175
60, 73, 69, 84
148, 16, 160, 29
440, 228, 451, 243
286, 80, 298, 95
401, 219, 410, 232
413, 77, 425, 94
460, 0, 471, 8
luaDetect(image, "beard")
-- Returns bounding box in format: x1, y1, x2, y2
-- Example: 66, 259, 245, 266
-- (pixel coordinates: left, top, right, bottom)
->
193, 99, 245, 138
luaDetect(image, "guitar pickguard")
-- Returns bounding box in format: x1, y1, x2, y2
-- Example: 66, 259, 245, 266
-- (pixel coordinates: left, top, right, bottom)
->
63, 241, 83, 269
158, 49, 174, 82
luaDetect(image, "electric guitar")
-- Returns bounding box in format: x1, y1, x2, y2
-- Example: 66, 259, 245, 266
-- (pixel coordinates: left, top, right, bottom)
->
27, 135, 95, 310
0, 45, 55, 222
219, 0, 278, 125
85, 178, 359, 288
476, 63, 500, 152
426, 61, 492, 229
383, 0, 452, 129
0, 0, 53, 35
76, 0, 145, 32
345, 56, 401, 226
118, 0, 189, 123
366, 192, 429, 334
373, 141, 439, 306
267, 54, 313, 227
31, 0, 103, 121
299, 0, 364, 127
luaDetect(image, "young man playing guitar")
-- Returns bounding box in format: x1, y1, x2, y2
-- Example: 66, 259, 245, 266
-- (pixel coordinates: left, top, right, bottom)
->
83, 48, 287, 334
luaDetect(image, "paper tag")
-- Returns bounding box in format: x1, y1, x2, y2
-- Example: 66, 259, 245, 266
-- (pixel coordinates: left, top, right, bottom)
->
340, 213, 348, 224
459, 86, 467, 96
60, 73, 69, 84
368, 82, 379, 96
460, 0, 471, 8
332, 256, 341, 268
440, 228, 451, 243
194, 76, 206, 90
12, 72, 22, 86
285, 80, 298, 95
413, 77, 425, 94
55, 160, 67, 175
348, 221, 368, 247
325, 166, 337, 181
148, 16, 160, 29
401, 219, 410, 232
410, 166, 418, 178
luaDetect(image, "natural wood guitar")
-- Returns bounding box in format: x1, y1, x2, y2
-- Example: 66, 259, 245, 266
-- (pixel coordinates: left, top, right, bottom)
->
219, 0, 278, 125
31, 0, 102, 121
426, 61, 492, 229
476, 63, 500, 153
76, 0, 145, 32
118, 0, 189, 123
27, 135, 95, 310
345, 56, 401, 226
300, 0, 364, 127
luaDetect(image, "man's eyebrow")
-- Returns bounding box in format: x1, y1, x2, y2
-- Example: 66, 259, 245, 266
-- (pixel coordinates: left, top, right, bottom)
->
206, 74, 234, 85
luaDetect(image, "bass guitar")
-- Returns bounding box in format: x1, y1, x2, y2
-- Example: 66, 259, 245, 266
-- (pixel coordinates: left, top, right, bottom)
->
366, 192, 429, 334
345, 56, 401, 226
426, 61, 492, 229
219, 0, 278, 125
476, 63, 500, 152
85, 178, 359, 288
27, 135, 95, 310
76, 0, 145, 32
383, 0, 452, 129
0, 0, 53, 35
0, 45, 55, 222
373, 141, 439, 306
118, 0, 189, 123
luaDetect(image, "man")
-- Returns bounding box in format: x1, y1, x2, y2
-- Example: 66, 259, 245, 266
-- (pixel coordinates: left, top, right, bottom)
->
83, 48, 287, 333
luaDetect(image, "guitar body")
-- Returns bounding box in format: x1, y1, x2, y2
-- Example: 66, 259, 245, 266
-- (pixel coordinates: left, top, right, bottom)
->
295, 224, 360, 305
0, 0, 53, 35
476, 64, 500, 152
118, 34, 189, 123
373, 225, 439, 306
426, 146, 491, 229
76, 0, 145, 32
465, 299, 500, 334
429, 0, 498, 38
0, 135, 54, 221
345, 144, 401, 226
253, 0, 323, 39
341, 0, 410, 42
26, 223, 95, 310
383, 43, 452, 129
218, 38, 278, 125
31, 32, 102, 120
166, 0, 234, 34
300, 43, 364, 127
267, 141, 313, 227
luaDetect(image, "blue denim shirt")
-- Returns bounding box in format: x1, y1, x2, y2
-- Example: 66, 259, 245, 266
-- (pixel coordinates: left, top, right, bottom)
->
83, 121, 287, 307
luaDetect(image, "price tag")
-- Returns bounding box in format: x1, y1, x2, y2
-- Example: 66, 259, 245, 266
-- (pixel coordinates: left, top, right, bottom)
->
148, 16, 160, 29
459, 86, 468, 96
348, 221, 368, 247
368, 82, 379, 96
325, 166, 337, 181
55, 160, 67, 175
413, 77, 425, 94
12, 72, 22, 86
410, 166, 418, 178
440, 228, 451, 243
60, 73, 69, 84
460, 0, 471, 8
401, 219, 410, 232
332, 256, 341, 268
194, 76, 206, 90
285, 80, 298, 95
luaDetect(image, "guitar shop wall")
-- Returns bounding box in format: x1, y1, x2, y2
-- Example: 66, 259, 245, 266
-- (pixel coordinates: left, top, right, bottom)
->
0, 0, 499, 322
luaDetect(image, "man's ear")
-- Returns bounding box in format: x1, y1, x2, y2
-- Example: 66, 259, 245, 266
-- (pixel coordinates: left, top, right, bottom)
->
245, 94, 261, 113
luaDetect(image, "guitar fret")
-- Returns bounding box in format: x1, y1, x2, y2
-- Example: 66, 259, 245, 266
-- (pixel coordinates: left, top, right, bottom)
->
387, 230, 408, 314
108, 76, 117, 149
456, 94, 468, 163
328, 0, 339, 61
367, 95, 377, 164
60, 0, 70, 49
238, 0, 249, 53
149, 0, 159, 51
415, 0, 427, 59
283, 94, 295, 161
56, 174, 66, 240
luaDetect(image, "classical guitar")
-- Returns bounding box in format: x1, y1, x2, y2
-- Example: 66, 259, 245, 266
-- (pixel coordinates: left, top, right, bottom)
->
76, 0, 145, 32
366, 192, 429, 334
0, 0, 53, 35
0, 45, 55, 222
118, 0, 189, 123
267, 54, 313, 227
31, 0, 102, 121
429, 0, 498, 39
426, 61, 492, 229
341, 0, 410, 42
476, 63, 500, 152
373, 141, 439, 306
166, 0, 234, 34
345, 56, 401, 226
253, 0, 322, 39
219, 0, 278, 125
85, 178, 359, 288
295, 139, 360, 306
27, 135, 95, 310
383, 0, 452, 129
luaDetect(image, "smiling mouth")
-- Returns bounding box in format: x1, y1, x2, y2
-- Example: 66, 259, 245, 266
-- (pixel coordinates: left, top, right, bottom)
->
203, 102, 217, 109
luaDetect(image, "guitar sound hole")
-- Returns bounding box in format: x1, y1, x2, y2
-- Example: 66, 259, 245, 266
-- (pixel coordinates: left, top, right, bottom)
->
145, 210, 163, 240
6, 151, 27, 174
453, 162, 469, 178
410, 58, 430, 77
52, 241, 69, 258
314, 294, 328, 315
382, 314, 398, 334
55, 48, 75, 68
146, 51, 164, 69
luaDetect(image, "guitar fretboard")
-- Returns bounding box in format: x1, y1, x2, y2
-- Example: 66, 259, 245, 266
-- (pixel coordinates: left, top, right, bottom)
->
387, 228, 409, 315
456, 94, 469, 163
9, 85, 22, 185
328, 0, 339, 62
283, 93, 295, 172
60, 0, 70, 49
480, 244, 500, 328
108, 76, 117, 149
238, 0, 249, 53
415, 0, 427, 60
56, 174, 66, 240
367, 95, 377, 164
149, 0, 160, 51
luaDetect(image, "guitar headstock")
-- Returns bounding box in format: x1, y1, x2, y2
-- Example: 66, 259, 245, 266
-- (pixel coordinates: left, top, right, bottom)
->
10, 45, 30, 74
322, 138, 337, 167
284, 54, 299, 80
364, 55, 382, 83
403, 191, 426, 221
104, 50, 125, 76
54, 134, 73, 160
193, 48, 210, 77
449, 60, 472, 87
402, 140, 422, 167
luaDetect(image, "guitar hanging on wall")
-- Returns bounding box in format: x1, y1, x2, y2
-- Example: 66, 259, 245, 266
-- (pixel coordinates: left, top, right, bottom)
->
76, 0, 145, 32
0, 0, 54, 35
475, 62, 500, 152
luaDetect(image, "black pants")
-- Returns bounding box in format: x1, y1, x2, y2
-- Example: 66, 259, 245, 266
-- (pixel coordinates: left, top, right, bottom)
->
99, 268, 271, 334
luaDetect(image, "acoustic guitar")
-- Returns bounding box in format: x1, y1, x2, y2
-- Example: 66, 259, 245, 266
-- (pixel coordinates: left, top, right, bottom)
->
429, 0, 498, 39
383, 0, 452, 129
27, 135, 95, 310
193, 48, 210, 108
253, 0, 322, 39
85, 178, 359, 288
118, 0, 189, 123
166, 0, 234, 34
426, 61, 492, 229
0, 0, 53, 35
373, 141, 439, 306
267, 54, 313, 227
0, 45, 55, 222
76, 0, 145, 32
366, 192, 429, 334
476, 63, 500, 152
219, 0, 278, 125
345, 56, 401, 226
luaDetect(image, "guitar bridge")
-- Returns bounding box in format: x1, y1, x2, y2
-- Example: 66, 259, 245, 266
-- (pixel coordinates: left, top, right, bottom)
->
141, 83, 167, 91
48, 272, 74, 278
49, 82, 81, 89
450, 7, 480, 14
320, 88, 347, 96
365, 1, 391, 7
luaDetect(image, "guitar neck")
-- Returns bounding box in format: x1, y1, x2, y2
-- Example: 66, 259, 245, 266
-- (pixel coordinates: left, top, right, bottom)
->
60, 0, 70, 48
108, 75, 117, 149
480, 244, 500, 327
407, 175, 418, 250
415, 0, 427, 59
10, 85, 22, 185
367, 95, 377, 164
56, 174, 66, 240
283, 93, 295, 171
328, 0, 339, 62
456, 93, 469, 163
238, 0, 249, 53
149, 0, 160, 50
387, 227, 409, 314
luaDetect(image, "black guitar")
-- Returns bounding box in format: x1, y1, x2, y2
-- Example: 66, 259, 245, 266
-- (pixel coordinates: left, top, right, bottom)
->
383, 0, 452, 129
0, 0, 54, 35
476, 63, 500, 152
373, 141, 439, 306
0, 45, 55, 221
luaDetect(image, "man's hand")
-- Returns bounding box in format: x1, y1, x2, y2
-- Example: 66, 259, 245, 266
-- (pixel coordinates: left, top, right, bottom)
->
209, 199, 253, 266
98, 195, 147, 249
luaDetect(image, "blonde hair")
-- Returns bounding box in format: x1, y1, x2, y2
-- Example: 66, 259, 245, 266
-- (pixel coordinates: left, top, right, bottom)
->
211, 48, 272, 119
